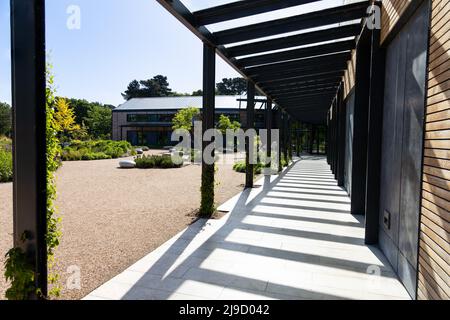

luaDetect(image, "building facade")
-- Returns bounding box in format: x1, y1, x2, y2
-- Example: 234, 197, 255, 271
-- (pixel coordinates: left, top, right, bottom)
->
112, 96, 267, 147
337, 0, 449, 300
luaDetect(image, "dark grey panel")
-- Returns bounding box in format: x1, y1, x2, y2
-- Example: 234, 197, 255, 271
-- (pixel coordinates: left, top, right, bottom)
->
344, 91, 355, 195
398, 1, 429, 298
379, 27, 406, 257
379, 1, 429, 298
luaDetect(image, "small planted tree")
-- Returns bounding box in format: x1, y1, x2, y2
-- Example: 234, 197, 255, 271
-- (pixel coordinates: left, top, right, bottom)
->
172, 107, 200, 131
54, 98, 80, 142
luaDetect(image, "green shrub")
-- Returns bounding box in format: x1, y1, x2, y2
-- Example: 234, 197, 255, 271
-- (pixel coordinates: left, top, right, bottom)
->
0, 136, 12, 152
135, 155, 182, 169
0, 148, 13, 183
233, 160, 264, 174
61, 140, 135, 161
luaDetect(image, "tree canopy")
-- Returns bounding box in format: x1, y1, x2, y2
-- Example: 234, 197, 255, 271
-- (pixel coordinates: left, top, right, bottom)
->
0, 102, 11, 137
217, 114, 241, 134
122, 75, 173, 100
53, 98, 80, 141
216, 78, 247, 95
172, 107, 200, 131
57, 97, 114, 140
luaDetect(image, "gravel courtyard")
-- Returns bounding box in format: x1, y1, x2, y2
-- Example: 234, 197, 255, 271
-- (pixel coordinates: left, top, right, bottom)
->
0, 151, 248, 300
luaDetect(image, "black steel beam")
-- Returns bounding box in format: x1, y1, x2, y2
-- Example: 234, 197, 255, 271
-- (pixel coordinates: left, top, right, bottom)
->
365, 25, 384, 245
156, 0, 272, 101
266, 81, 340, 92
275, 91, 336, 101
245, 51, 351, 77
273, 87, 338, 98
193, 0, 321, 26
10, 0, 47, 298
258, 73, 343, 87
213, 2, 368, 44
267, 82, 340, 95
351, 26, 371, 216
236, 40, 355, 68
227, 23, 361, 57
200, 43, 216, 216
253, 62, 348, 83
246, 81, 255, 188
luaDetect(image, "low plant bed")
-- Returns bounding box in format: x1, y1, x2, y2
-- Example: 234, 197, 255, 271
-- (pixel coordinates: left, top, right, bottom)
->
135, 154, 183, 169
61, 140, 135, 161
233, 160, 265, 174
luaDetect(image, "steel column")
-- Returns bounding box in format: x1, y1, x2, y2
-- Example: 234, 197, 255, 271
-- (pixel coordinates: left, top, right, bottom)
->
277, 110, 283, 172
200, 43, 216, 216
351, 27, 371, 216
266, 98, 272, 161
336, 85, 347, 187
10, 0, 48, 298
365, 26, 385, 244
245, 82, 255, 188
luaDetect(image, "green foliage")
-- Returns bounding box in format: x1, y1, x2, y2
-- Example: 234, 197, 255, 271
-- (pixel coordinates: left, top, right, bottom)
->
4, 64, 63, 299
217, 114, 241, 134
191, 89, 203, 96
54, 98, 80, 142
83, 105, 112, 139
60, 97, 114, 140
199, 164, 215, 217
0, 102, 12, 137
232, 160, 264, 174
45, 65, 63, 297
4, 247, 35, 300
122, 75, 173, 100
216, 78, 247, 95
172, 107, 200, 131
0, 148, 12, 183
61, 140, 135, 161
135, 155, 182, 169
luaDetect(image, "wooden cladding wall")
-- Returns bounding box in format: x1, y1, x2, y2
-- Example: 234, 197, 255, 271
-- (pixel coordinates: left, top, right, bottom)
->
343, 0, 414, 99
381, 0, 413, 43
418, 0, 450, 301
343, 50, 357, 99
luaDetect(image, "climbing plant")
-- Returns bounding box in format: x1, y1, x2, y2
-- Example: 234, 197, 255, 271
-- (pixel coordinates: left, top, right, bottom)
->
4, 64, 62, 299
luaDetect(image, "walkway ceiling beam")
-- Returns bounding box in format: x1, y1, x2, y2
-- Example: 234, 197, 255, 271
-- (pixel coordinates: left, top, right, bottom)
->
270, 86, 339, 97
236, 39, 355, 68
227, 23, 362, 57
245, 51, 351, 77
253, 62, 347, 83
157, 0, 368, 123
257, 72, 344, 87
213, 1, 369, 45
263, 78, 341, 89
265, 82, 341, 94
193, 0, 322, 26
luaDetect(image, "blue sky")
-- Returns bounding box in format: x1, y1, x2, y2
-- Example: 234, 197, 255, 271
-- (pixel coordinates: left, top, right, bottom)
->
0, 0, 345, 106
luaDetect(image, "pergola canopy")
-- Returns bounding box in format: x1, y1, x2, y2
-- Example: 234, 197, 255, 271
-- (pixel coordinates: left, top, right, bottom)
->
157, 0, 370, 124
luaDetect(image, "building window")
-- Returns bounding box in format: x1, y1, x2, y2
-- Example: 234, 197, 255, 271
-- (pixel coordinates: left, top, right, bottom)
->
127, 114, 174, 123
215, 113, 240, 123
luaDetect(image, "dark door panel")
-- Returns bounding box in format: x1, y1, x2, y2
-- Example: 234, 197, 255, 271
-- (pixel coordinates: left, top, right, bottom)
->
378, 1, 429, 298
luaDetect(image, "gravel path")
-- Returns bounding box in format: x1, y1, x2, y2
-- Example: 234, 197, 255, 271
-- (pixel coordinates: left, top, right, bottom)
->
0, 151, 248, 300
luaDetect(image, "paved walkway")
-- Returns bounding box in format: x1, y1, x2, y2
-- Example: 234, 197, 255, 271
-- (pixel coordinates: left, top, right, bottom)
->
84, 157, 410, 300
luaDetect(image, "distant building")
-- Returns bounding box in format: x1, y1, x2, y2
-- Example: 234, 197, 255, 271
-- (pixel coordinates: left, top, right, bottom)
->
112, 95, 267, 147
